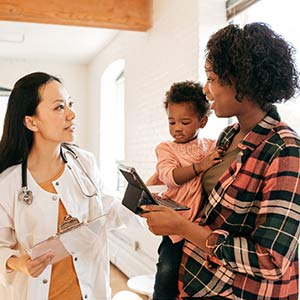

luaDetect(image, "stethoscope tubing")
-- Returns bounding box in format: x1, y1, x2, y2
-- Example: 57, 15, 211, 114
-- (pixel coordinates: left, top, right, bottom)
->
19, 144, 99, 205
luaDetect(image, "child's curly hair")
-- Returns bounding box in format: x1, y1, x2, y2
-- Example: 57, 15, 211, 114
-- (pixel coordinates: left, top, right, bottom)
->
164, 81, 210, 119
205, 22, 299, 110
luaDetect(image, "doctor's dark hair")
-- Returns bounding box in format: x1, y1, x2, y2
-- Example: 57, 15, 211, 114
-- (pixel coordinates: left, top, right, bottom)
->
164, 81, 210, 119
0, 72, 61, 173
205, 22, 299, 110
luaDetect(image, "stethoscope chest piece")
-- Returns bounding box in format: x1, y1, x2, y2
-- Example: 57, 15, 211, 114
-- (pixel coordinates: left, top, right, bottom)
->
18, 187, 33, 205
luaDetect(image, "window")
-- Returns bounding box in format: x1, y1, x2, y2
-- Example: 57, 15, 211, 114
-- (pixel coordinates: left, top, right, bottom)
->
226, 0, 260, 20
100, 59, 125, 194
0, 90, 10, 137
114, 70, 126, 192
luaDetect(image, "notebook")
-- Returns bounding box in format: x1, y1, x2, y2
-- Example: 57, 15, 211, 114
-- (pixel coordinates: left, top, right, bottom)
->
118, 164, 190, 214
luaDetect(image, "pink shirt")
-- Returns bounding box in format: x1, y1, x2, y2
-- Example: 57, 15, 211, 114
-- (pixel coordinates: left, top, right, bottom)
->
155, 137, 215, 242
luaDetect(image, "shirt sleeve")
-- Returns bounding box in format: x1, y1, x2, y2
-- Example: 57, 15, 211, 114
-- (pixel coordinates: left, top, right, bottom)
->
86, 152, 145, 230
155, 142, 181, 187
0, 205, 20, 287
206, 144, 300, 280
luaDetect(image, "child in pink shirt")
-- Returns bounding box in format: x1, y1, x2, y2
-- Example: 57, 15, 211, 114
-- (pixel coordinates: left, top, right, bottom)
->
152, 81, 223, 300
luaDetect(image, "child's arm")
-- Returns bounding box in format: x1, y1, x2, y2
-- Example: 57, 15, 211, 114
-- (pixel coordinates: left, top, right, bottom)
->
156, 142, 223, 186
172, 148, 223, 185
146, 172, 163, 186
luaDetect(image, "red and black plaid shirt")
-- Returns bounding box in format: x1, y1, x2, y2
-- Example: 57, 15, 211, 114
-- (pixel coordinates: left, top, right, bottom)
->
179, 107, 300, 300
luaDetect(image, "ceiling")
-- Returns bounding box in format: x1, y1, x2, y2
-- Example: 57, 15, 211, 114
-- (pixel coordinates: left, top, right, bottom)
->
0, 20, 119, 64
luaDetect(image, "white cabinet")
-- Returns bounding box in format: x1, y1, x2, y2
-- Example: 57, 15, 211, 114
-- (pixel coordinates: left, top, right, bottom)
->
108, 227, 161, 278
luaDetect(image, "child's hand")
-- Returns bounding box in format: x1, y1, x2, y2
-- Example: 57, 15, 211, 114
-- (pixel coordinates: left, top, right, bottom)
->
146, 172, 164, 186
195, 148, 224, 173
173, 147, 225, 184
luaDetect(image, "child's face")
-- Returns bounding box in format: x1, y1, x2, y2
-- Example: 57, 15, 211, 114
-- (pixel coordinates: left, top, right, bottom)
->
167, 102, 207, 143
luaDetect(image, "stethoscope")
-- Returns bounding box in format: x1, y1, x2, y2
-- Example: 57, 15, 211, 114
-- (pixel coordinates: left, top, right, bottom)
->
18, 143, 99, 205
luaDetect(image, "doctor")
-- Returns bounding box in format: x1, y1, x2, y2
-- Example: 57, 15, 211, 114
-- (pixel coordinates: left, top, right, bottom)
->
0, 72, 139, 300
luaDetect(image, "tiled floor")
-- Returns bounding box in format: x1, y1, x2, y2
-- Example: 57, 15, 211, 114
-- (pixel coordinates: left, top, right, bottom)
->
110, 263, 148, 300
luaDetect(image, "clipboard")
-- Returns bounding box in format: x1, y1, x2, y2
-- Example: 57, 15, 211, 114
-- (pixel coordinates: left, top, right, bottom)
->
26, 214, 107, 264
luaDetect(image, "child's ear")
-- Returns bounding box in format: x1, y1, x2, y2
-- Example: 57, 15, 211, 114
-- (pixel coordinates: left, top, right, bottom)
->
23, 116, 38, 132
199, 115, 208, 128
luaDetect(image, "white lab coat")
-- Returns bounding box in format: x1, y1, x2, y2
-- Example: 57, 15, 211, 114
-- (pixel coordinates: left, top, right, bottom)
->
0, 146, 142, 300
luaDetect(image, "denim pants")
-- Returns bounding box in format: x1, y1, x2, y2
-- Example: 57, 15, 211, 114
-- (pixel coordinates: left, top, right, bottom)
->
152, 236, 184, 300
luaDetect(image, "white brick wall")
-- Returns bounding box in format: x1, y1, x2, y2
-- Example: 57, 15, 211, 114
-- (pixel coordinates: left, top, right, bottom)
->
125, 0, 202, 179
198, 0, 229, 139
88, 0, 201, 180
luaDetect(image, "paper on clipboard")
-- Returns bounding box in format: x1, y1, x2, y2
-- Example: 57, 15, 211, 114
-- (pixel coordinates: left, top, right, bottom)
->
27, 214, 107, 264
26, 235, 70, 264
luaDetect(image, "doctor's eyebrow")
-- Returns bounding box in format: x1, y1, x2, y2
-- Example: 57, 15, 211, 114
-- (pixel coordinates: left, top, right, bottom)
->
52, 97, 72, 104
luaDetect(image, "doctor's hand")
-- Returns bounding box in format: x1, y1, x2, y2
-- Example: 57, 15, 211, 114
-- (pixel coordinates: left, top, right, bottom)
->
6, 252, 55, 278
140, 205, 188, 236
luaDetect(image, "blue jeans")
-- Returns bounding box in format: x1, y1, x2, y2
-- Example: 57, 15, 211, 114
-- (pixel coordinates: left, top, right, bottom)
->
152, 236, 184, 300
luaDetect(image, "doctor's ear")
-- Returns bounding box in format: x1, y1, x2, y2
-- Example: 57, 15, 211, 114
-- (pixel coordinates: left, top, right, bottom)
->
23, 116, 38, 132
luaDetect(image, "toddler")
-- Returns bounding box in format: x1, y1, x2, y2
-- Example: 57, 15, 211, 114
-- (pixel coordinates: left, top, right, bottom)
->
152, 81, 223, 300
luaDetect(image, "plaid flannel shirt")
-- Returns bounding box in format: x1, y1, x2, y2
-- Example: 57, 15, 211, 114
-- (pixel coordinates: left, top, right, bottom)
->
179, 106, 300, 300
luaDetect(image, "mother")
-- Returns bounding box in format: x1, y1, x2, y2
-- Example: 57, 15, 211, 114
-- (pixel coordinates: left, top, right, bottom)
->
142, 22, 300, 300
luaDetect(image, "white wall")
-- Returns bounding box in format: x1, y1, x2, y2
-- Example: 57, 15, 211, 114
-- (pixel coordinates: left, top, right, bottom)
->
87, 0, 202, 180
198, 0, 229, 139
0, 58, 88, 147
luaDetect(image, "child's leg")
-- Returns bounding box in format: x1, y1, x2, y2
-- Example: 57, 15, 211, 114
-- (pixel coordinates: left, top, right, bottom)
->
152, 236, 184, 300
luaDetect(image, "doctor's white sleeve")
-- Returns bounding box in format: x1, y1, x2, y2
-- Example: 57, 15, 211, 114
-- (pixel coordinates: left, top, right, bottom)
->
89, 154, 145, 230
0, 206, 20, 287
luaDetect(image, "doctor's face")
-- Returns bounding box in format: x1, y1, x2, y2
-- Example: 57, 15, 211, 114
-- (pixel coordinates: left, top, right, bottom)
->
29, 80, 76, 145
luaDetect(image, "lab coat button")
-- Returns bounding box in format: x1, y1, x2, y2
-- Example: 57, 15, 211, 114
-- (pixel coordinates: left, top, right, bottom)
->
84, 295, 88, 299
52, 196, 57, 201
42, 279, 48, 284
74, 257, 78, 261
55, 182, 60, 186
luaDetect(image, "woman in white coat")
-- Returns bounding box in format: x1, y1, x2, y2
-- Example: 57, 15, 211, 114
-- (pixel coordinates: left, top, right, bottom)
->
0, 72, 139, 300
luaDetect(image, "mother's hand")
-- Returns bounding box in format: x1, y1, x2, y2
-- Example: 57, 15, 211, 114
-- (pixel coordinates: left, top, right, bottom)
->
140, 205, 187, 236
141, 205, 212, 252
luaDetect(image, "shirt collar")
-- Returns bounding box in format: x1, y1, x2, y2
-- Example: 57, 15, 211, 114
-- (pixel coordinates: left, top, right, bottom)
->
217, 105, 281, 152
